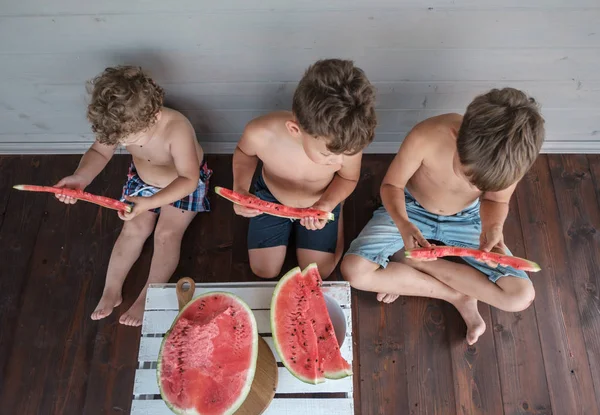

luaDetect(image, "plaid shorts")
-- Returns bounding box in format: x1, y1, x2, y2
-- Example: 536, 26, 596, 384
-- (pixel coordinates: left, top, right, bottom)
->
121, 160, 212, 213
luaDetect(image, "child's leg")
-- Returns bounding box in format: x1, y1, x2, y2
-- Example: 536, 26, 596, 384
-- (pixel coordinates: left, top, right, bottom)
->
297, 204, 344, 279
341, 254, 486, 345
247, 211, 292, 279
404, 258, 535, 313
91, 211, 157, 320
119, 205, 196, 326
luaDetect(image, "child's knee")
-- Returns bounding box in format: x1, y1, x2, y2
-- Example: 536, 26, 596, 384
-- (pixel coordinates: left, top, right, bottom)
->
340, 255, 375, 289
122, 220, 154, 240
502, 282, 535, 312
249, 261, 282, 279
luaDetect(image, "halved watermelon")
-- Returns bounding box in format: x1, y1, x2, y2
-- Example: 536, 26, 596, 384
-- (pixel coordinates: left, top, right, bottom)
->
157, 292, 259, 415
13, 184, 132, 213
405, 246, 541, 272
214, 186, 334, 222
270, 264, 352, 385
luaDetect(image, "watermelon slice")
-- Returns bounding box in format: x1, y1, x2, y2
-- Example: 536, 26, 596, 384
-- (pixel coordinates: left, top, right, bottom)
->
270, 264, 352, 385
13, 184, 132, 213
157, 292, 259, 415
405, 246, 541, 272
214, 186, 334, 222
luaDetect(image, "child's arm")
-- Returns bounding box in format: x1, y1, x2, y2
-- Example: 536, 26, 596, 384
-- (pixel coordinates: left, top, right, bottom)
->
380, 127, 431, 249
479, 184, 517, 254
232, 122, 263, 217
54, 141, 117, 204
301, 153, 362, 230
123, 125, 200, 219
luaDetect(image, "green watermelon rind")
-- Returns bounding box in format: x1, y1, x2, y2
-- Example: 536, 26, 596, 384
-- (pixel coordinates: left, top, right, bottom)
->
270, 266, 325, 385
156, 291, 259, 415
302, 263, 353, 381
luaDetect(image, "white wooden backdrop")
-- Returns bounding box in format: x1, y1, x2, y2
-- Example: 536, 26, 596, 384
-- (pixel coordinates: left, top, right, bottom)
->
132, 281, 354, 415
0, 0, 599, 154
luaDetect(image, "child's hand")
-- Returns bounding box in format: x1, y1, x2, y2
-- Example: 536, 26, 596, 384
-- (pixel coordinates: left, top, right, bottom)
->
54, 174, 89, 204
300, 201, 331, 231
398, 221, 431, 252
232, 191, 262, 218
119, 195, 154, 221
479, 226, 507, 267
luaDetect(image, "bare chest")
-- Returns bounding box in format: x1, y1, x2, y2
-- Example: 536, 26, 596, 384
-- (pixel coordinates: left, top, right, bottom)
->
260, 148, 340, 182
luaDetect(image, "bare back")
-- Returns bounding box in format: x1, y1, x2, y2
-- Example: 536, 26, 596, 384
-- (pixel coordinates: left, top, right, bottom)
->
249, 112, 342, 207
126, 108, 203, 188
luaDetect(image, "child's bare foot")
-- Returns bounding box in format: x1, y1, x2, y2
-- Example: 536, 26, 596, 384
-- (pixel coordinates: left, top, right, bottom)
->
91, 290, 122, 320
119, 296, 145, 327
452, 295, 486, 345
377, 293, 400, 303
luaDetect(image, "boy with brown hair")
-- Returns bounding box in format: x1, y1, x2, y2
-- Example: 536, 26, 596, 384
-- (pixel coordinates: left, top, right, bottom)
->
341, 88, 545, 345
233, 59, 377, 279
55, 66, 211, 326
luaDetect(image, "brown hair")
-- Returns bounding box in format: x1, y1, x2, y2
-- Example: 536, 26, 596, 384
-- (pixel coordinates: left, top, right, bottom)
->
87, 66, 164, 145
292, 59, 377, 154
457, 88, 545, 192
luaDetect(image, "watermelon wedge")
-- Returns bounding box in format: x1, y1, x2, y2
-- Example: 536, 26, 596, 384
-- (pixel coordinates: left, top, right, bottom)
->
157, 292, 259, 415
405, 246, 541, 272
270, 264, 352, 385
214, 186, 334, 222
13, 184, 132, 213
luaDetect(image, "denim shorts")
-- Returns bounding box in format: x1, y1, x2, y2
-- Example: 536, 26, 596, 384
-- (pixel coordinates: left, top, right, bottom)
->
345, 190, 529, 283
247, 173, 341, 253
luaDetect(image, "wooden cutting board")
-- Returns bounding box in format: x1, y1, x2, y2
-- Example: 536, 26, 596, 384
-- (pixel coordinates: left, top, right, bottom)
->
176, 277, 278, 415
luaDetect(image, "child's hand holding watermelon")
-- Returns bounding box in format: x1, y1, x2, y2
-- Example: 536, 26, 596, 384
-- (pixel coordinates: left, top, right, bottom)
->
54, 174, 91, 204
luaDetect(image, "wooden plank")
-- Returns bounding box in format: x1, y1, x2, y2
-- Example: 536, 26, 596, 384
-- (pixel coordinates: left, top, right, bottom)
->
0, 155, 116, 413
3, 49, 599, 85
516, 156, 599, 414
590, 155, 600, 207
490, 196, 552, 414
350, 155, 411, 415
3, 0, 598, 16
80, 155, 149, 415
174, 154, 234, 284
134, 368, 353, 395
3, 11, 600, 54
137, 336, 353, 365
446, 301, 503, 415
131, 398, 354, 415
145, 283, 351, 310
2, 108, 598, 136
141, 308, 353, 337
3, 81, 600, 114
548, 154, 600, 410
0, 156, 47, 398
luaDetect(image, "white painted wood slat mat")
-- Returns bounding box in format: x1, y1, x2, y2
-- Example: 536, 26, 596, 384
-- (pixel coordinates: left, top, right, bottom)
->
132, 282, 354, 415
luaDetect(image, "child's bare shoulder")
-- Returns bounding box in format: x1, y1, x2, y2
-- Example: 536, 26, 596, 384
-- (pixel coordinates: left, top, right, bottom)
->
404, 113, 463, 152
161, 108, 196, 141
241, 111, 289, 148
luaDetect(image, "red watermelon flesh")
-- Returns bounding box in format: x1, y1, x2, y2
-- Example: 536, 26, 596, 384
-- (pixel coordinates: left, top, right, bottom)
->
303, 264, 352, 379
157, 292, 258, 415
13, 184, 132, 213
214, 186, 335, 222
405, 246, 541, 272
271, 264, 352, 385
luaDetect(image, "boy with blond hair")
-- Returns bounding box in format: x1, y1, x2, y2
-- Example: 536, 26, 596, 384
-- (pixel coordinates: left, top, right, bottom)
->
342, 88, 545, 344
55, 66, 211, 326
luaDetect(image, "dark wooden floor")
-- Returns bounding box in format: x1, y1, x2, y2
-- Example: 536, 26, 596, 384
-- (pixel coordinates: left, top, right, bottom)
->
0, 154, 599, 415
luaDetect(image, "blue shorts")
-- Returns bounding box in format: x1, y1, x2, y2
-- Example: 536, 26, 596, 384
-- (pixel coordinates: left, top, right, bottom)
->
121, 160, 212, 213
247, 174, 341, 253
345, 190, 529, 283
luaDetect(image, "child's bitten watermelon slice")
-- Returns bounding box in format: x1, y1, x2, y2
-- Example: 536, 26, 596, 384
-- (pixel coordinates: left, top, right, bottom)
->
405, 246, 541, 272
13, 184, 132, 213
157, 292, 258, 415
214, 186, 334, 222
270, 264, 352, 385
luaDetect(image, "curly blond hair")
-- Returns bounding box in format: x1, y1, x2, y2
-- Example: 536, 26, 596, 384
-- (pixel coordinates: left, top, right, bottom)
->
87, 66, 164, 145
